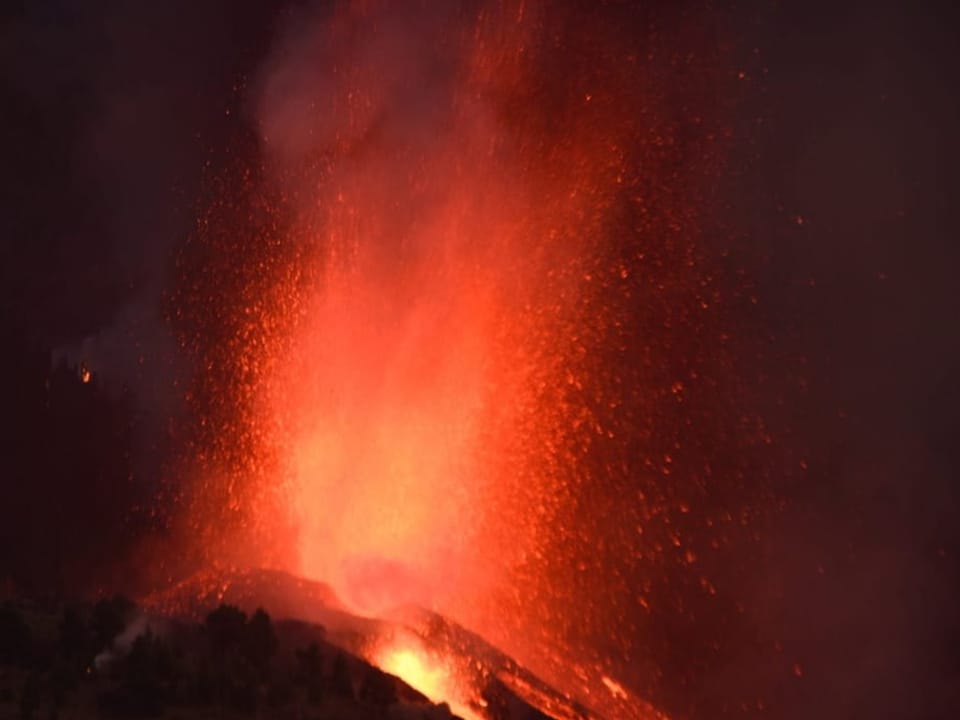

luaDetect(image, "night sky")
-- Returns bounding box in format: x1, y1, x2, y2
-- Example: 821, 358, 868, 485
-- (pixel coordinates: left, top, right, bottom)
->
1, 2, 958, 719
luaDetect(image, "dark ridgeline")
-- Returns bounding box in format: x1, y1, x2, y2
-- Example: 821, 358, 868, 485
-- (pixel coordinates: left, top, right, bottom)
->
0, 2, 957, 720
0, 599, 463, 720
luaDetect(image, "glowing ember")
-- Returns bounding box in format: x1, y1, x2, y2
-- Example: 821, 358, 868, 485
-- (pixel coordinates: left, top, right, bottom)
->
167, 1, 772, 718
373, 637, 483, 720
601, 675, 629, 701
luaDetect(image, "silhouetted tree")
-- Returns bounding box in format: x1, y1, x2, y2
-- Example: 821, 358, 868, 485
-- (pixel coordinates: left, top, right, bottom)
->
189, 660, 215, 706
266, 674, 294, 708
359, 664, 398, 708
242, 608, 275, 674
19, 673, 41, 720
49, 657, 78, 711
330, 651, 353, 700
92, 595, 135, 653
224, 660, 258, 713
203, 604, 246, 656
295, 642, 323, 703
0, 603, 32, 666
58, 606, 91, 666
202, 605, 277, 714
99, 628, 175, 718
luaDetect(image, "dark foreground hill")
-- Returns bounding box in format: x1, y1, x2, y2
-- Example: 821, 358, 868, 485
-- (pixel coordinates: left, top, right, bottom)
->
0, 595, 463, 720
1, 568, 661, 720
140, 567, 663, 720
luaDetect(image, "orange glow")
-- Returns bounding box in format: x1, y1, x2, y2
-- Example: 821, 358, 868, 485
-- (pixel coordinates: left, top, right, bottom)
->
601, 675, 629, 701
256, 0, 635, 622
374, 638, 482, 720
167, 2, 754, 719
225, 0, 636, 642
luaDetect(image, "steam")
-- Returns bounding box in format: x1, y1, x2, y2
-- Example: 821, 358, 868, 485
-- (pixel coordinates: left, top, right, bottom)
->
94, 614, 164, 671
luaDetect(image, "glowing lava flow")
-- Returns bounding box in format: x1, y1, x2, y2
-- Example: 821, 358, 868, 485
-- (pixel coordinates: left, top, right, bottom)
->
373, 635, 484, 720
168, 1, 766, 719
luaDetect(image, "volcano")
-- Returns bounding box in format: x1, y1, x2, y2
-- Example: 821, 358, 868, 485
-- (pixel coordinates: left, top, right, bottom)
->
143, 567, 665, 720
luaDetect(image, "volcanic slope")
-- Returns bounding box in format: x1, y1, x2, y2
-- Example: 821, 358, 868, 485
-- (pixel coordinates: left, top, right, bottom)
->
144, 567, 666, 720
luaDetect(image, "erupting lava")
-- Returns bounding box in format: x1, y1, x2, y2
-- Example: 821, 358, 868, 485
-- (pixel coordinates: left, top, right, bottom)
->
374, 635, 483, 720
169, 1, 769, 718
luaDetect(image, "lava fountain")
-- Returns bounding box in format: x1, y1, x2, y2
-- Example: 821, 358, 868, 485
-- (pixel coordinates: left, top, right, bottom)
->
256, 0, 632, 620
169, 2, 769, 718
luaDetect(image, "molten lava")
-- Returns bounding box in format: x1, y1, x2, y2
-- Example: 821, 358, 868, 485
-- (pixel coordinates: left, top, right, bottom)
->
374, 636, 483, 720
168, 1, 771, 718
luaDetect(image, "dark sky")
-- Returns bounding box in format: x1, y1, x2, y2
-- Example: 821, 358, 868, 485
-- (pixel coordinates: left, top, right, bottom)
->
1, 1, 958, 719
0, 0, 282, 490
726, 3, 960, 718
1, 0, 276, 357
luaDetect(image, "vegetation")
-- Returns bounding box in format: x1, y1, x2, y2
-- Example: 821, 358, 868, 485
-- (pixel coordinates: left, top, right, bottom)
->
0, 599, 461, 720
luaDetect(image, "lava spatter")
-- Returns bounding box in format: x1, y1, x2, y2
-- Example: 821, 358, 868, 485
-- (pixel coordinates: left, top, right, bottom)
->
166, 2, 775, 719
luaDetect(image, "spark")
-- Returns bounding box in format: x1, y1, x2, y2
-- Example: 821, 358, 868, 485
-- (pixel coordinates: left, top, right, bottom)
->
164, 2, 776, 718
374, 639, 483, 720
